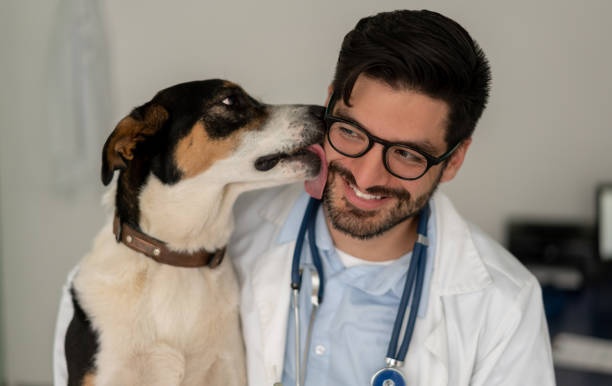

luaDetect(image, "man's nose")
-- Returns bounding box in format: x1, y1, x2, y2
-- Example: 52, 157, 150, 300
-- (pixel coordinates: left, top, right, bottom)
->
350, 144, 391, 189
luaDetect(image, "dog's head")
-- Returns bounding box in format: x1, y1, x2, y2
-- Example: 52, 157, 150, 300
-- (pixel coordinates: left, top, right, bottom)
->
102, 79, 324, 225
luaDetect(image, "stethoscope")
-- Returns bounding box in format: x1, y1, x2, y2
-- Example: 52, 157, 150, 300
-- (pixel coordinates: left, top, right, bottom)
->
290, 197, 430, 386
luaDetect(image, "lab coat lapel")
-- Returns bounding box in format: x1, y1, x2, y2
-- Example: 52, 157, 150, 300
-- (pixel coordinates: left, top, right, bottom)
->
250, 184, 303, 384
417, 192, 493, 386
251, 242, 294, 384
423, 315, 450, 386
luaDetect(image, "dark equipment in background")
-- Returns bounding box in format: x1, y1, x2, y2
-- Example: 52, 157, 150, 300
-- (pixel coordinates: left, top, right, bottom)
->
507, 183, 612, 386
597, 184, 612, 262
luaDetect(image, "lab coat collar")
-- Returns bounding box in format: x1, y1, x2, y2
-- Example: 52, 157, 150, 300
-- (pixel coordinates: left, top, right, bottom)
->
275, 191, 316, 245
259, 183, 304, 228
429, 192, 493, 296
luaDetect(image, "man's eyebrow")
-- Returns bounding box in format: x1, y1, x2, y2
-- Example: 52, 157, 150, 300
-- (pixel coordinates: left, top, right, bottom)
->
334, 107, 441, 156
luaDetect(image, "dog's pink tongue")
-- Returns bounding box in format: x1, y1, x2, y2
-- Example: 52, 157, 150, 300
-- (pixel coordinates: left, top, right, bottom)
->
304, 144, 327, 199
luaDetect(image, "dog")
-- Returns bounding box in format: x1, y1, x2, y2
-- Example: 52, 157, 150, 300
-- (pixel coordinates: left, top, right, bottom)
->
64, 79, 325, 386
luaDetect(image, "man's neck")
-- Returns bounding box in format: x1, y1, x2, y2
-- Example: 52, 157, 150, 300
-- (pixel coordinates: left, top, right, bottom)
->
325, 209, 419, 262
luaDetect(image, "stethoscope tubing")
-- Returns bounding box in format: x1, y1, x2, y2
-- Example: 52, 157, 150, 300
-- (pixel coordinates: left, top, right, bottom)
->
387, 204, 430, 361
291, 198, 318, 290
290, 197, 430, 384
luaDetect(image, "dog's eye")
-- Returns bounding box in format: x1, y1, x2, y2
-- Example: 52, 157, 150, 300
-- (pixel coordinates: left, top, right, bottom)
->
221, 97, 234, 106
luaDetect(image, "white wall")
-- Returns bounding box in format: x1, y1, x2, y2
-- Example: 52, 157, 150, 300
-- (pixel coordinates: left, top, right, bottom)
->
1, 0, 611, 384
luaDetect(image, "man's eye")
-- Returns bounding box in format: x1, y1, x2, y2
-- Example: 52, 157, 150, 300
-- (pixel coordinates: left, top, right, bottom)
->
395, 149, 410, 158
392, 148, 422, 163
339, 126, 359, 137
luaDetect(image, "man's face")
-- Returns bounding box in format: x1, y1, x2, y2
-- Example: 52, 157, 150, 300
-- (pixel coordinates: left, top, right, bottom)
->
322, 75, 466, 239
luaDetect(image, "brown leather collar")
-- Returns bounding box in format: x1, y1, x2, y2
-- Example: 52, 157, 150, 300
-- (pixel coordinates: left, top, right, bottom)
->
113, 215, 225, 268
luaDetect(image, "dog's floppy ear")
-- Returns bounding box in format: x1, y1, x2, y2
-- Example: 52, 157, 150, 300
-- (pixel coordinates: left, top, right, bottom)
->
101, 103, 169, 185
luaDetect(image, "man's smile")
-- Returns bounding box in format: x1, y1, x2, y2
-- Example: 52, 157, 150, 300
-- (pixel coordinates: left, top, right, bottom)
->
349, 182, 383, 200
340, 174, 394, 211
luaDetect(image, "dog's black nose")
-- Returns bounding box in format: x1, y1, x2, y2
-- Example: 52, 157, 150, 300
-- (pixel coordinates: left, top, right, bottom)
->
308, 105, 325, 120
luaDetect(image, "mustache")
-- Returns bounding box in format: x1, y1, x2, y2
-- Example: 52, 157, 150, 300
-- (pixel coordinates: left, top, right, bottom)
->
328, 161, 412, 200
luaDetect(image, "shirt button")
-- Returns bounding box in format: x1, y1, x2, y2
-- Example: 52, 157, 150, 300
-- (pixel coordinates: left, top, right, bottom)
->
315, 344, 326, 355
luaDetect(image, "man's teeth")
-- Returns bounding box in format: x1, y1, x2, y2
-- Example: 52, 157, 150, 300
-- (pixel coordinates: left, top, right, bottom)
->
350, 183, 382, 200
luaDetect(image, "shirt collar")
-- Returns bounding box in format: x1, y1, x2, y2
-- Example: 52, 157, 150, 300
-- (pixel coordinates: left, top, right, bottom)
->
276, 192, 436, 314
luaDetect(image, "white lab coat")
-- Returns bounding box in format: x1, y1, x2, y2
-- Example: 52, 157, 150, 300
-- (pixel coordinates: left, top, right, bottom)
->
53, 183, 556, 385
227, 183, 556, 386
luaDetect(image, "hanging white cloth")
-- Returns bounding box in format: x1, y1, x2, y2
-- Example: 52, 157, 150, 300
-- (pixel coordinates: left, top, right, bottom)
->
46, 0, 111, 194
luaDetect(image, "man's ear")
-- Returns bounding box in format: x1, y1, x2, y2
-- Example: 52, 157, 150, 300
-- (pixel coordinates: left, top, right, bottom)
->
440, 138, 472, 183
101, 103, 168, 185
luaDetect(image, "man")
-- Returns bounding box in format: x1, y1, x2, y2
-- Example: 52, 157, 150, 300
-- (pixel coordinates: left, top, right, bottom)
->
229, 9, 554, 386
55, 9, 555, 386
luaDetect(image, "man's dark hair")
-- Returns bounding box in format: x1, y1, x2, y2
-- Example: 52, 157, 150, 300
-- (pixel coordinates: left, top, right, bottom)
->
332, 10, 491, 148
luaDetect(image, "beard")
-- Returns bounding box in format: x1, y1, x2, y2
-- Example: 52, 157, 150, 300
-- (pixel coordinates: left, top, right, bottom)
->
322, 161, 442, 240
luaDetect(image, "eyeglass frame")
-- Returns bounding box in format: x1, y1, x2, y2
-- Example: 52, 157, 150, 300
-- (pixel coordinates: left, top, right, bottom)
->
323, 92, 462, 181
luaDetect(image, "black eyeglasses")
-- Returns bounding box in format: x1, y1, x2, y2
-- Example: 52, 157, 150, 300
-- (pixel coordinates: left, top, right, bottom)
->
324, 93, 461, 181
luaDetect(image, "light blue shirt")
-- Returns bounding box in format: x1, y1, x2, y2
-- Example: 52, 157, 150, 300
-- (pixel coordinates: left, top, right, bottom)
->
279, 193, 436, 386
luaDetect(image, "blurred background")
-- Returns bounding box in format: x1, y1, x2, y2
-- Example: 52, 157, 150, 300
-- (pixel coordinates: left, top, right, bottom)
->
1, 0, 611, 385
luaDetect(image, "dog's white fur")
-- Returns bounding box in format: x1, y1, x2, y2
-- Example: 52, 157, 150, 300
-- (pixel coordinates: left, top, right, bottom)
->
73, 106, 320, 385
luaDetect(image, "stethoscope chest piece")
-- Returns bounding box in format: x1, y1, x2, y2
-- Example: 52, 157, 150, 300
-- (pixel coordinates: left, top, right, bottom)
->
370, 366, 407, 386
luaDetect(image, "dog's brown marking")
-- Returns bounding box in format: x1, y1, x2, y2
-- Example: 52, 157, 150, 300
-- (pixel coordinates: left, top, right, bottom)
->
174, 121, 240, 178
82, 372, 95, 386
101, 104, 169, 185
